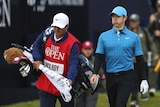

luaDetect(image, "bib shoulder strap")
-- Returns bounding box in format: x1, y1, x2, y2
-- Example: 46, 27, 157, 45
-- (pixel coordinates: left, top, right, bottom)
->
42, 26, 54, 43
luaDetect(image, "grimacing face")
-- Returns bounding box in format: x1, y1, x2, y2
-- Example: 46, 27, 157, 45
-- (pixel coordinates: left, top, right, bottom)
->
111, 14, 127, 29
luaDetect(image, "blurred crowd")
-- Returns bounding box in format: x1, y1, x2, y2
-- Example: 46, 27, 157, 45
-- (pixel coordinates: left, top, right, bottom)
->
126, 0, 160, 107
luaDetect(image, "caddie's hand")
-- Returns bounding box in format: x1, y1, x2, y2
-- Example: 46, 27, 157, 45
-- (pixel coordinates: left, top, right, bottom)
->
33, 61, 42, 71
90, 74, 98, 84
140, 80, 149, 94
68, 80, 72, 86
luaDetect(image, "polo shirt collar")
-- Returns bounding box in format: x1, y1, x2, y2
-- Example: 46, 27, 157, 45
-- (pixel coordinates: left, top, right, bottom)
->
52, 31, 68, 43
112, 26, 128, 34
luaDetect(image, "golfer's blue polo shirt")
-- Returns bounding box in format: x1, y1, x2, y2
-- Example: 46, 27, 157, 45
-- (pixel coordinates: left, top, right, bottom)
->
96, 27, 143, 73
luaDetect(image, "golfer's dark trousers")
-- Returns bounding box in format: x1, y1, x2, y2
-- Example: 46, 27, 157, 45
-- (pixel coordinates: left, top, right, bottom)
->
105, 70, 134, 107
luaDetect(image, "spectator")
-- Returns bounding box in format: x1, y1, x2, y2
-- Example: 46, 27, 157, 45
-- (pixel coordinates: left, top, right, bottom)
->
75, 40, 106, 107
148, 0, 160, 96
129, 13, 159, 107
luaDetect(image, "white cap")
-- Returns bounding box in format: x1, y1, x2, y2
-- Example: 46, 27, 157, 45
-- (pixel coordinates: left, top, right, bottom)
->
51, 13, 69, 29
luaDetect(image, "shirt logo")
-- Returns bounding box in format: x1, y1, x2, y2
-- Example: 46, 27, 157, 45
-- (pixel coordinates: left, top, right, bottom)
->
55, 19, 60, 21
45, 45, 65, 61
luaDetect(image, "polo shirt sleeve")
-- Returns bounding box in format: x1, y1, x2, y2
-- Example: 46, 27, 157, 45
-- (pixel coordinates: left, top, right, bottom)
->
134, 34, 143, 56
96, 34, 105, 54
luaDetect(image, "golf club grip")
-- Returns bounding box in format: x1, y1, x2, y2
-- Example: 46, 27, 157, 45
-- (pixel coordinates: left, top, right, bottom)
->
11, 43, 25, 50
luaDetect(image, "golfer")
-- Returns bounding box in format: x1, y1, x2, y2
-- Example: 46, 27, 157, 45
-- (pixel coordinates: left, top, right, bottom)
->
90, 6, 149, 107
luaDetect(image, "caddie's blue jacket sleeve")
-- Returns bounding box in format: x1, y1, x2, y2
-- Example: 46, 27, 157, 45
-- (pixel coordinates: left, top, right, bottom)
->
67, 42, 79, 83
32, 31, 44, 61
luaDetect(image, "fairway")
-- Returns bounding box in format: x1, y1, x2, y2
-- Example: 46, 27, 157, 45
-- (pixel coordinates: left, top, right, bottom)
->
1, 91, 160, 107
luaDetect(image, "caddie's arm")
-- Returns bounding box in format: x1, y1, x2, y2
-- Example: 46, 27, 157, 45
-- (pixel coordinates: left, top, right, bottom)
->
67, 43, 79, 85
32, 31, 45, 70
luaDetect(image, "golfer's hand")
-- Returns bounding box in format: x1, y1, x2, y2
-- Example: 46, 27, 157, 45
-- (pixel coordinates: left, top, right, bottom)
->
90, 74, 98, 84
140, 80, 149, 94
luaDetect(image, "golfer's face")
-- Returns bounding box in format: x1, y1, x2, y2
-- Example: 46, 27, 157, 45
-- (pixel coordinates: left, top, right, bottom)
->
111, 14, 126, 28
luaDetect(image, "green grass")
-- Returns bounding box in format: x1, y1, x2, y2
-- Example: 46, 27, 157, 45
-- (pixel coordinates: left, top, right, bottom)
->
1, 91, 160, 107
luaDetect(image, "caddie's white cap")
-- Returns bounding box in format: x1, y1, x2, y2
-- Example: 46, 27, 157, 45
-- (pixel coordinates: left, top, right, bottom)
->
51, 13, 69, 29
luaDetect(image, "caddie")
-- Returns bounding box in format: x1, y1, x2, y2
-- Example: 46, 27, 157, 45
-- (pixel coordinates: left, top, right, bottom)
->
32, 12, 81, 107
